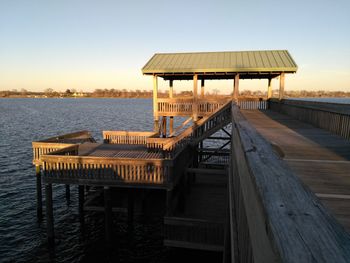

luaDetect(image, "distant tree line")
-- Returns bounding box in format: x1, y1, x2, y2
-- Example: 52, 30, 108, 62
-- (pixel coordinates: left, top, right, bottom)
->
1, 88, 350, 98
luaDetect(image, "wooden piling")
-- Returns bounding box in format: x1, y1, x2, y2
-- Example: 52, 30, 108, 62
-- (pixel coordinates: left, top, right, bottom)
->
35, 165, 43, 220
78, 185, 84, 223
45, 183, 54, 246
104, 186, 112, 244
65, 184, 70, 203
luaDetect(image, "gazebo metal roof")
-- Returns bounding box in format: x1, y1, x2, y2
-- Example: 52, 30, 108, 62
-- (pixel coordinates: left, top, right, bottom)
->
142, 50, 297, 80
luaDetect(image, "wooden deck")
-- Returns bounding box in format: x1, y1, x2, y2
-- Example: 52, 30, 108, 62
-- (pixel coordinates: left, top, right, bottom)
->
78, 142, 163, 159
242, 109, 350, 231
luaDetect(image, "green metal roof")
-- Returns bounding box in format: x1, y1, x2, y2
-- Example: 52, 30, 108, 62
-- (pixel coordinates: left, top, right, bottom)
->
142, 50, 297, 79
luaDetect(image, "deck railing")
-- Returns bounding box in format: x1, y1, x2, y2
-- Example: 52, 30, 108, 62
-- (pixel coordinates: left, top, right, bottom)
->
229, 103, 350, 263
148, 101, 232, 158
157, 97, 229, 116
103, 131, 158, 144
146, 137, 171, 151
32, 130, 94, 165
237, 98, 268, 110
41, 146, 174, 187
269, 99, 350, 140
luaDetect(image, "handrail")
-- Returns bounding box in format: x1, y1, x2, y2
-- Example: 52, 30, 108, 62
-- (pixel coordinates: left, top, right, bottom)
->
103, 131, 158, 144
41, 152, 174, 186
162, 100, 232, 156
37, 130, 93, 142
157, 97, 230, 116
32, 130, 95, 165
229, 103, 350, 262
269, 99, 350, 140
237, 97, 268, 110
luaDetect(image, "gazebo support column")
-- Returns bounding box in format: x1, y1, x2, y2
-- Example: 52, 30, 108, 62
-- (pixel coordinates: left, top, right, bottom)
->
233, 74, 240, 101
279, 73, 285, 100
169, 80, 173, 98
169, 80, 174, 135
267, 78, 272, 99
153, 75, 159, 132
162, 116, 167, 138
201, 79, 205, 98
193, 74, 198, 121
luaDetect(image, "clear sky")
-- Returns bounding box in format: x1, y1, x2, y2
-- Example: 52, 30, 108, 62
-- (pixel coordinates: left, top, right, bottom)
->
0, 0, 349, 93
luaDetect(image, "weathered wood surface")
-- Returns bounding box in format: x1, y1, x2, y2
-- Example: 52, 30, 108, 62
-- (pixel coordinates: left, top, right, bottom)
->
32, 130, 94, 165
41, 144, 174, 188
78, 143, 163, 159
146, 100, 232, 158
270, 98, 350, 140
230, 105, 350, 263
157, 97, 229, 116
237, 98, 268, 110
103, 131, 158, 144
242, 109, 350, 232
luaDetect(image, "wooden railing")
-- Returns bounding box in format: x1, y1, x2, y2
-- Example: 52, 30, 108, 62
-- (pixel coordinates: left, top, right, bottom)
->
103, 131, 158, 144
41, 147, 174, 187
158, 98, 193, 116
38, 130, 94, 143
148, 101, 232, 158
164, 217, 224, 251
269, 99, 350, 140
164, 100, 232, 153
146, 137, 171, 151
229, 103, 350, 263
157, 98, 229, 116
32, 142, 75, 165
32, 130, 94, 165
237, 98, 268, 110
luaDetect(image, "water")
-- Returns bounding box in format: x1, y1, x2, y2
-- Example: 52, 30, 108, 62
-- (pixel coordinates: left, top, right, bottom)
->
0, 98, 224, 263
2, 97, 348, 262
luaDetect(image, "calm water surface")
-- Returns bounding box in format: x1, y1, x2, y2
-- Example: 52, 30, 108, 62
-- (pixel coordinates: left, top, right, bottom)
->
1, 97, 348, 262
0, 98, 223, 263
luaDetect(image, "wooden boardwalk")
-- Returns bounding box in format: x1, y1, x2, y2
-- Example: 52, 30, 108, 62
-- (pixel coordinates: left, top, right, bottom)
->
242, 109, 350, 231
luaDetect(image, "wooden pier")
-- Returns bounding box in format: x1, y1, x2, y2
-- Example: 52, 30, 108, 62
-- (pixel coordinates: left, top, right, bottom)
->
31, 50, 350, 262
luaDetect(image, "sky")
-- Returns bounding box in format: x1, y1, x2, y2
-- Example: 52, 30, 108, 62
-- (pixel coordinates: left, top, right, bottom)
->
0, 0, 349, 93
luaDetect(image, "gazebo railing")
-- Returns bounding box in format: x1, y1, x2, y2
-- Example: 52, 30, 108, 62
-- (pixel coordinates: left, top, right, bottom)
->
157, 97, 229, 116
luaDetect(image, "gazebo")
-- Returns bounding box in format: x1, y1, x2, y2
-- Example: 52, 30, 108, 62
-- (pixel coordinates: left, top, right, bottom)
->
142, 50, 297, 133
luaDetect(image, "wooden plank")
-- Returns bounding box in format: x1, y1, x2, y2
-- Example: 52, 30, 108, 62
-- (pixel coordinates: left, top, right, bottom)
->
242, 109, 350, 234
231, 106, 350, 263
